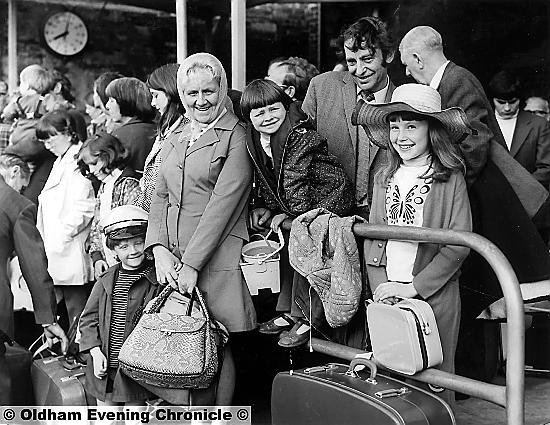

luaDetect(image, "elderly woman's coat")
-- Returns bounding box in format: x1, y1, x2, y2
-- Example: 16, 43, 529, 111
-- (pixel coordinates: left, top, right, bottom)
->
146, 112, 256, 332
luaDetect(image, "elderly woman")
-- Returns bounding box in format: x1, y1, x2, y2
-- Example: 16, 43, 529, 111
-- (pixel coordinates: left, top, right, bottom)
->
146, 53, 256, 404
105, 77, 156, 174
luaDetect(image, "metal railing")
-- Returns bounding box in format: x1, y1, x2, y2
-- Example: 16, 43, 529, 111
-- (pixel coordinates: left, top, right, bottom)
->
282, 221, 525, 425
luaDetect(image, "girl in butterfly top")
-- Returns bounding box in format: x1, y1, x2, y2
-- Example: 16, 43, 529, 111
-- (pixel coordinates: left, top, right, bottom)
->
357, 84, 472, 403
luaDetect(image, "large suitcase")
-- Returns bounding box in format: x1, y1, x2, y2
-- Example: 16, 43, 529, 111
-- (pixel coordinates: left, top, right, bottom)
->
272, 358, 455, 425
31, 355, 96, 406
5, 343, 34, 405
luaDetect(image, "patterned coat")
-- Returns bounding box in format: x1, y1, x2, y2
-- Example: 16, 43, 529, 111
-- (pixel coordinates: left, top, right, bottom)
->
247, 103, 354, 218
89, 167, 140, 264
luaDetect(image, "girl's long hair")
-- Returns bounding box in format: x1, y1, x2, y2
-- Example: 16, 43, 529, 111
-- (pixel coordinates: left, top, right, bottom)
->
378, 111, 466, 186
146, 63, 185, 136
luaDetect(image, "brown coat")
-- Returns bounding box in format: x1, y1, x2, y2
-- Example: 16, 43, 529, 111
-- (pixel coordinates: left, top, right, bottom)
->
146, 111, 257, 332
79, 262, 162, 402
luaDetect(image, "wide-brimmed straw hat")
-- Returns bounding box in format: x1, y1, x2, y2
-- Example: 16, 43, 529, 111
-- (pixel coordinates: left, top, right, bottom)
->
351, 83, 475, 148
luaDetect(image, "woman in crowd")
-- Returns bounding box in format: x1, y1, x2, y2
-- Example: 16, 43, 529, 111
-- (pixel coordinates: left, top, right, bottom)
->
35, 110, 96, 328
146, 53, 256, 404
241, 78, 354, 346
105, 77, 156, 175
136, 63, 188, 211
89, 72, 125, 135
78, 132, 140, 278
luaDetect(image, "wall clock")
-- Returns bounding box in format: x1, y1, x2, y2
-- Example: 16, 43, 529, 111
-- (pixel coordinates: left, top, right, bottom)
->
43, 11, 88, 56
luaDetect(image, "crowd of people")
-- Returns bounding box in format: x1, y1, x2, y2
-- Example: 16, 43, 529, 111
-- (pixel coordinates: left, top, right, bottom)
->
1, 15, 549, 412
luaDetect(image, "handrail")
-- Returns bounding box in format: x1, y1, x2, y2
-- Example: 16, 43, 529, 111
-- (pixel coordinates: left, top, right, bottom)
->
282, 220, 524, 425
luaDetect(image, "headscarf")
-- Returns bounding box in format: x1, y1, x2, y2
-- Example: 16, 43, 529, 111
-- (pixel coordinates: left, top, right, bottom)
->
177, 53, 229, 139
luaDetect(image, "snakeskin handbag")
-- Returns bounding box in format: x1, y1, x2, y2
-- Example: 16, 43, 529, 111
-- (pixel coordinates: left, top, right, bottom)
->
118, 286, 220, 389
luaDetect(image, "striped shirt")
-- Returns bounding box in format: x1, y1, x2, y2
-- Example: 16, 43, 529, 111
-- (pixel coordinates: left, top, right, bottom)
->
108, 262, 153, 368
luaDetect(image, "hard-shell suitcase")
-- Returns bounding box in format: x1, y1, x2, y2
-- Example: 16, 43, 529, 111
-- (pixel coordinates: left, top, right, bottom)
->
5, 343, 34, 405
31, 355, 96, 406
271, 358, 455, 425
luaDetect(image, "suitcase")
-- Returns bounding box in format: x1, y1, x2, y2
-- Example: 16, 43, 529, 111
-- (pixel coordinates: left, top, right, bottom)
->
367, 299, 443, 375
524, 310, 550, 373
5, 343, 34, 405
31, 355, 96, 406
272, 358, 455, 425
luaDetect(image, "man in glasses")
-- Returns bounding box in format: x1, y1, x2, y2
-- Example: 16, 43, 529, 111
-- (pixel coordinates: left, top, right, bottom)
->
489, 70, 550, 189
525, 96, 550, 121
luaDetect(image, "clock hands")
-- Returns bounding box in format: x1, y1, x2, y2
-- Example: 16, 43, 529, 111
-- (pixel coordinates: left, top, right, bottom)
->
52, 13, 72, 41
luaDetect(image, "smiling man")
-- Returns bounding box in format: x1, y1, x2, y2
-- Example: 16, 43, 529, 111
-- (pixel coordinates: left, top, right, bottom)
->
302, 16, 396, 218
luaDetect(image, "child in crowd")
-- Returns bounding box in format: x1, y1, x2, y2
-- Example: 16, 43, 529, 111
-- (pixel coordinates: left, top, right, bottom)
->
1, 65, 53, 122
355, 83, 473, 405
77, 132, 140, 278
240, 79, 354, 347
79, 205, 161, 406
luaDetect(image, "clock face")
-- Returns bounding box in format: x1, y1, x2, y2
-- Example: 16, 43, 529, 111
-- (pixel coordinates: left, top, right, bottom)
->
43, 12, 88, 56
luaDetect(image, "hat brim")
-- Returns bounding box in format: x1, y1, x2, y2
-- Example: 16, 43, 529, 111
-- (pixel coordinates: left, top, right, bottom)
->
351, 99, 475, 149
105, 224, 147, 240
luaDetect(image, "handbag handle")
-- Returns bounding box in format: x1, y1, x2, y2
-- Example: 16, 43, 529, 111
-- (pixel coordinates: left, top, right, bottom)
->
146, 285, 211, 323
257, 229, 285, 265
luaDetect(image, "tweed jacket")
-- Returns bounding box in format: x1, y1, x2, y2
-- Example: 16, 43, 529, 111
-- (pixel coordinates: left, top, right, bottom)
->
247, 103, 354, 218
79, 261, 162, 402
146, 111, 256, 332
439, 62, 548, 218
135, 117, 188, 212
0, 177, 56, 338
507, 110, 550, 188
89, 167, 140, 264
289, 208, 363, 328
302, 72, 394, 202
111, 118, 156, 174
365, 170, 472, 375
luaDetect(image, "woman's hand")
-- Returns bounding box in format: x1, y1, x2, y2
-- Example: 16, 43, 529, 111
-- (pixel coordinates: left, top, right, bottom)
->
93, 260, 108, 279
152, 245, 182, 287
249, 208, 273, 231
373, 281, 418, 302
90, 346, 107, 379
177, 264, 199, 294
270, 213, 288, 232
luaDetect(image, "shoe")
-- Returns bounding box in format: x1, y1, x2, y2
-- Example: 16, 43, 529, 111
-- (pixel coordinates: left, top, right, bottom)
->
258, 314, 294, 335
278, 320, 310, 348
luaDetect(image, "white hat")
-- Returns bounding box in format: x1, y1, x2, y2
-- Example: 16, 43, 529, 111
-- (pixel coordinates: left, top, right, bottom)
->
100, 205, 148, 238
352, 83, 475, 148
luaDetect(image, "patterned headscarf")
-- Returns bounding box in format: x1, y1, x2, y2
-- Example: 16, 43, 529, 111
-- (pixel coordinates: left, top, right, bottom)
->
177, 53, 229, 139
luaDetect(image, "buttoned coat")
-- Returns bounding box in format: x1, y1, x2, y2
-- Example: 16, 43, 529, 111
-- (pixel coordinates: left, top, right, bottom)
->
146, 111, 256, 332
508, 110, 550, 189
364, 171, 472, 376
302, 71, 394, 204
79, 262, 162, 402
37, 143, 95, 286
0, 176, 56, 338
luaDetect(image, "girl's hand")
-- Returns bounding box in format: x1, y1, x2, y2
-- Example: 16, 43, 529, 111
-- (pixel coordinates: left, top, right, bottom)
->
270, 213, 288, 232
177, 264, 199, 294
93, 260, 108, 279
152, 245, 182, 287
90, 347, 107, 379
249, 208, 273, 231
373, 281, 418, 302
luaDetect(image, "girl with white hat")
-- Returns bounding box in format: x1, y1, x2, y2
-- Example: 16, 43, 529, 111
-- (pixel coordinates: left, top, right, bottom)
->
354, 83, 473, 407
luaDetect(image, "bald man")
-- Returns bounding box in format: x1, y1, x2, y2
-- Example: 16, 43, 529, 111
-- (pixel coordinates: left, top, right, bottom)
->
525, 96, 550, 121
400, 26, 550, 382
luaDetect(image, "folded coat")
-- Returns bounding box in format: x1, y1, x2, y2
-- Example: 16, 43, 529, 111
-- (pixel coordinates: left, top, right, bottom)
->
288, 208, 364, 327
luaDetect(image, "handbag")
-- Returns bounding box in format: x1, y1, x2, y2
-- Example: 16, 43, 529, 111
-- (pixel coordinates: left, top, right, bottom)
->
366, 298, 443, 375
118, 286, 222, 389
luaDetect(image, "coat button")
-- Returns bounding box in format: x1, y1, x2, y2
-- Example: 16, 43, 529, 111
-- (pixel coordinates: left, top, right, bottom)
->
178, 164, 183, 169
171, 242, 177, 248
373, 257, 378, 263
378, 242, 383, 248
176, 203, 181, 208
167, 202, 172, 207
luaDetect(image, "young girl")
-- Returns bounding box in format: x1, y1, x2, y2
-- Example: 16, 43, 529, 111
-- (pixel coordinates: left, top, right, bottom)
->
240, 79, 354, 347
79, 205, 161, 406
136, 63, 188, 211
35, 110, 96, 330
77, 132, 140, 278
355, 84, 473, 404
